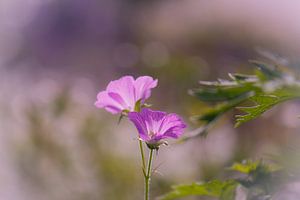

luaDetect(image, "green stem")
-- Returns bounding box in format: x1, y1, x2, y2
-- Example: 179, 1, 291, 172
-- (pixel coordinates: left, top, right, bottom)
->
139, 140, 146, 175
135, 104, 146, 175
145, 149, 154, 200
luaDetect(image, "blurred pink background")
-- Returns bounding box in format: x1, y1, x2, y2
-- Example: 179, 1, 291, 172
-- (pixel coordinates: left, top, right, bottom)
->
1, 0, 300, 199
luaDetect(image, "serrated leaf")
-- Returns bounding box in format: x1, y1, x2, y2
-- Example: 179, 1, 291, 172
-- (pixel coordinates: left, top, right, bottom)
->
228, 73, 258, 82
235, 86, 300, 127
198, 92, 254, 123
158, 180, 238, 200
191, 60, 300, 138
250, 60, 283, 80
191, 85, 255, 102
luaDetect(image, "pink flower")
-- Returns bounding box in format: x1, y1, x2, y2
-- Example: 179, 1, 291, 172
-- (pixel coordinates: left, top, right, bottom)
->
95, 76, 158, 114
128, 108, 186, 149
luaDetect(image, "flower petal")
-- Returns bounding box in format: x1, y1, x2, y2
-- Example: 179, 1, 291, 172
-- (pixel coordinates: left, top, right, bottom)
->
107, 76, 136, 110
159, 114, 186, 138
95, 91, 123, 114
103, 105, 123, 114
128, 108, 186, 144
108, 92, 127, 109
134, 76, 158, 102
128, 111, 149, 141
140, 108, 166, 134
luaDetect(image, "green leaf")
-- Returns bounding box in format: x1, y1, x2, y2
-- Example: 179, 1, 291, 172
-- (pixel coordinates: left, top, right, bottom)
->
220, 182, 238, 200
197, 92, 254, 123
190, 81, 258, 102
190, 60, 300, 138
229, 160, 282, 193
250, 60, 283, 80
228, 73, 258, 82
235, 86, 300, 127
229, 160, 282, 180
158, 180, 238, 200
229, 160, 260, 174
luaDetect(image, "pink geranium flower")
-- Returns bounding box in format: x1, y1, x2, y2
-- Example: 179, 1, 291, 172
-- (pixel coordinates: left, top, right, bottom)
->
95, 76, 158, 114
128, 108, 186, 149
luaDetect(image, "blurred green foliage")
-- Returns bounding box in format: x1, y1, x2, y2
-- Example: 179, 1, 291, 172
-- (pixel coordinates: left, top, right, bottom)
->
189, 61, 300, 135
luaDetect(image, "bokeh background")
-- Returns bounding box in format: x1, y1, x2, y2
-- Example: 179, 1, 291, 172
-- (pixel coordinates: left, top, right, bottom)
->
2, 0, 300, 199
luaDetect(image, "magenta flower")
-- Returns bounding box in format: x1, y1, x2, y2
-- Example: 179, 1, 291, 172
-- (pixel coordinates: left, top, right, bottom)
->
95, 76, 158, 114
128, 108, 186, 149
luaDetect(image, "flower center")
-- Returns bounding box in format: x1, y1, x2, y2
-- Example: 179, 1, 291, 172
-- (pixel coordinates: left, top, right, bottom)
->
149, 131, 156, 138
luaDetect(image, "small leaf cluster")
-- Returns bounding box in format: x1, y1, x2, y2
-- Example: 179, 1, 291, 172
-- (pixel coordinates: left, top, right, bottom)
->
159, 160, 283, 200
160, 60, 300, 199
159, 180, 237, 200
187, 61, 300, 139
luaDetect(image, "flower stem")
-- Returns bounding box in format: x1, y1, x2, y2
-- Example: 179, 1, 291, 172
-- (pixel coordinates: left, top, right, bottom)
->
145, 149, 154, 200
139, 140, 146, 175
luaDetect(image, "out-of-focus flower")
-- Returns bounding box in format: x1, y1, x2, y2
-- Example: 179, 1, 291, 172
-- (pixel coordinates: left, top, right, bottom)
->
95, 76, 158, 114
128, 108, 186, 149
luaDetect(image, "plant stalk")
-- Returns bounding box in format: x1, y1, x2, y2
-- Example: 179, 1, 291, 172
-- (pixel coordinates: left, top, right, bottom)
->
139, 140, 146, 175
145, 149, 154, 200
